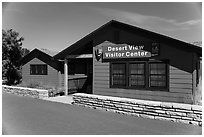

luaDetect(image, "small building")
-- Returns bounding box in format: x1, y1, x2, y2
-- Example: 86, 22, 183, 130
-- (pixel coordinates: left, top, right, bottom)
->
20, 48, 63, 88
54, 20, 202, 104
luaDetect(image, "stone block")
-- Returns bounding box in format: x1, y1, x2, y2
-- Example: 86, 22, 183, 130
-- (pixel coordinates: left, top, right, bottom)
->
193, 110, 202, 115
155, 110, 166, 114
130, 113, 140, 117
153, 107, 163, 110
172, 103, 191, 110
158, 113, 170, 117
166, 111, 186, 116
143, 108, 156, 112
170, 115, 181, 119
189, 121, 199, 126
155, 116, 176, 122
175, 109, 193, 113
134, 110, 142, 114
122, 105, 132, 109
116, 110, 127, 115
199, 122, 202, 126
191, 105, 202, 111
162, 108, 175, 111
106, 109, 116, 113
194, 117, 202, 122
144, 106, 155, 109
187, 113, 197, 118
191, 114, 202, 121
122, 108, 133, 113
140, 114, 155, 119
160, 103, 173, 108
181, 117, 193, 120
176, 119, 190, 124
132, 106, 143, 110
138, 105, 146, 108
130, 104, 139, 107
143, 111, 158, 116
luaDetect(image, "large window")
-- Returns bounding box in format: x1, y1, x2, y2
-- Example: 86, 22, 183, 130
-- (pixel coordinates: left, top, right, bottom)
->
30, 64, 48, 75
149, 63, 167, 88
111, 63, 126, 87
129, 63, 145, 87
110, 61, 168, 90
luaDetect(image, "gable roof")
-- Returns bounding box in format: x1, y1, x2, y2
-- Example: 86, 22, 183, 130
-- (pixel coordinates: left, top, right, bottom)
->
20, 48, 61, 70
39, 48, 59, 56
54, 20, 202, 59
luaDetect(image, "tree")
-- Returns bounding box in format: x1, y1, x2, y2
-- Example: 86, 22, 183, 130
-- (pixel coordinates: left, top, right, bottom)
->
2, 29, 29, 85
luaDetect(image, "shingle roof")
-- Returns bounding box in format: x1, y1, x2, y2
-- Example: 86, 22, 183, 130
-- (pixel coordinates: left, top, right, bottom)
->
54, 20, 202, 59
39, 48, 59, 56
20, 48, 61, 70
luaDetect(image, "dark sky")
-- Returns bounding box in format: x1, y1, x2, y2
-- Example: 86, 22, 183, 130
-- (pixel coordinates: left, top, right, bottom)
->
2, 2, 202, 51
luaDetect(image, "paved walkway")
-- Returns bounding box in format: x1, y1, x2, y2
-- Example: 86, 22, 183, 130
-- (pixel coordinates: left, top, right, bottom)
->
42, 95, 74, 104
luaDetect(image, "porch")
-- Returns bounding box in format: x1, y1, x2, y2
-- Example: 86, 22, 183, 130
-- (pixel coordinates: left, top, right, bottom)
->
63, 54, 93, 95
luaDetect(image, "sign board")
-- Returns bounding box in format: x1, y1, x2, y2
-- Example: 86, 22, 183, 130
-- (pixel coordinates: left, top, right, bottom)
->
102, 44, 151, 59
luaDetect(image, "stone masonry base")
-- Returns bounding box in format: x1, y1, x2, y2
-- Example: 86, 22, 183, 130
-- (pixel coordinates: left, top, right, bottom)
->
73, 93, 202, 126
2, 85, 49, 99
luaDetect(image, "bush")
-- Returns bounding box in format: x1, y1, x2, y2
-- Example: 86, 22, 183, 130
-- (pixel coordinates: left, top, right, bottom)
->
48, 88, 65, 97
18, 80, 65, 97
19, 80, 43, 89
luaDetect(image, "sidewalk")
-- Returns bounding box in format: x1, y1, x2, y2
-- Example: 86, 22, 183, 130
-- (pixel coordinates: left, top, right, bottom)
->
42, 95, 73, 105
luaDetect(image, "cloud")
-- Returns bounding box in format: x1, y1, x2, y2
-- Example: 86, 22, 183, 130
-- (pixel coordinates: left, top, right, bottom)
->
176, 19, 201, 26
91, 7, 201, 32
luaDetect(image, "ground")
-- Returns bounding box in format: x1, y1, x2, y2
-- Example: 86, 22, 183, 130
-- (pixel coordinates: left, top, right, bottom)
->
2, 92, 202, 135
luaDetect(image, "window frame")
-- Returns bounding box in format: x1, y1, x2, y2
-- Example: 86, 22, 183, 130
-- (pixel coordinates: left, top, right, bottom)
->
148, 62, 168, 90
109, 60, 169, 91
110, 62, 127, 88
30, 64, 48, 75
128, 62, 146, 88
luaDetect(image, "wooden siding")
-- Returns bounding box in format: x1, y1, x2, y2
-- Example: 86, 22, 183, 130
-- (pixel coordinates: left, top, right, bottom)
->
22, 58, 61, 88
93, 41, 194, 104
93, 61, 193, 104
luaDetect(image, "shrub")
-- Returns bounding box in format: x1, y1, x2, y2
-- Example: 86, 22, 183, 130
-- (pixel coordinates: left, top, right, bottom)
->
48, 87, 65, 97
18, 80, 65, 97
19, 80, 43, 89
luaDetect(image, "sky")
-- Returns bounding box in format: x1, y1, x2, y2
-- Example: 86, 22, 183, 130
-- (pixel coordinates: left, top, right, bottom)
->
2, 2, 202, 52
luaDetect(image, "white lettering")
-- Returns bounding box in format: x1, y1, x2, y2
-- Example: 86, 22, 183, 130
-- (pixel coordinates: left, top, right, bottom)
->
108, 47, 112, 51
139, 46, 144, 50
126, 52, 130, 57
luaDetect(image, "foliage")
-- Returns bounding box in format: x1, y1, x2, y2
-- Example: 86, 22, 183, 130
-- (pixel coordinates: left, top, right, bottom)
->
18, 80, 65, 97
19, 80, 43, 89
2, 29, 30, 85
48, 88, 65, 97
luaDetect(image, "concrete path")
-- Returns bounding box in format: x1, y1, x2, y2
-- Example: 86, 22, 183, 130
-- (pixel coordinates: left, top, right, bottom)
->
42, 95, 73, 104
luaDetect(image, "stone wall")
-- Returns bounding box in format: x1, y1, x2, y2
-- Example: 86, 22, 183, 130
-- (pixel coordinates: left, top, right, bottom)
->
73, 93, 202, 126
2, 85, 49, 99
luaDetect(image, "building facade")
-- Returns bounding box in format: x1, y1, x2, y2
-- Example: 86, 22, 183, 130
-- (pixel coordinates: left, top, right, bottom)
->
54, 20, 202, 104
21, 20, 202, 104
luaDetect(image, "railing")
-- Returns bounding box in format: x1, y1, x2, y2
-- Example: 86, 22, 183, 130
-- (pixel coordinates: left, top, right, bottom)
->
68, 77, 87, 94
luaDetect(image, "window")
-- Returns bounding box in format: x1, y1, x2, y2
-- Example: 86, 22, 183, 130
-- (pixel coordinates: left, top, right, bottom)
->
110, 61, 168, 90
149, 63, 167, 88
129, 63, 145, 87
111, 63, 126, 87
30, 64, 48, 75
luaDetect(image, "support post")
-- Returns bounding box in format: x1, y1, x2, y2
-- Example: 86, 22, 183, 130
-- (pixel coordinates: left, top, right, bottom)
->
64, 58, 68, 95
